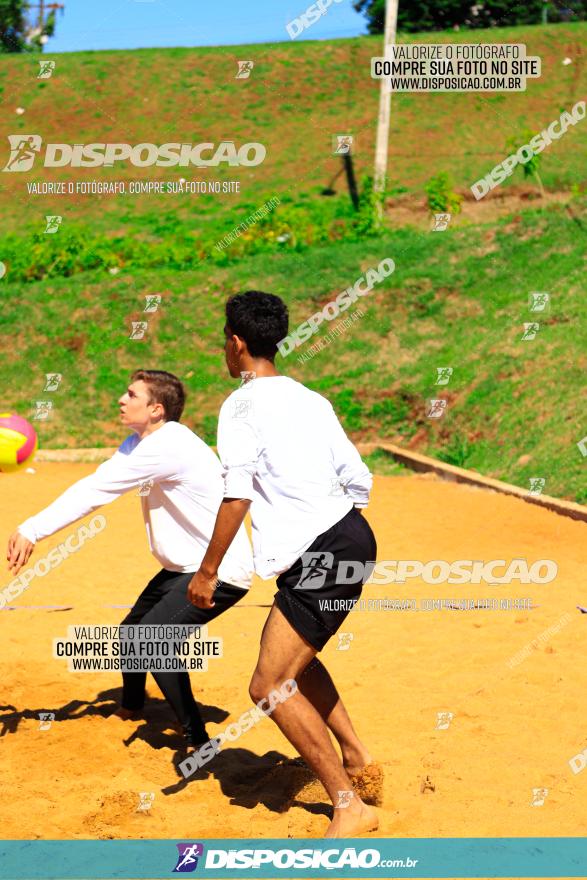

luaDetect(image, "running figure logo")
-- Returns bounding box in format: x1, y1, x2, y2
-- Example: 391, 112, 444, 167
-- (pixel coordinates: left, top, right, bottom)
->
38, 712, 55, 731
173, 843, 204, 873
427, 399, 447, 419
44, 215, 62, 234
38, 60, 56, 79
432, 213, 451, 231
3, 135, 42, 172
144, 295, 161, 313
529, 292, 550, 312
521, 322, 539, 341
44, 373, 62, 392
531, 788, 548, 807
435, 367, 453, 386
334, 135, 353, 155
528, 477, 546, 496
129, 322, 148, 340
296, 551, 334, 590
236, 61, 254, 79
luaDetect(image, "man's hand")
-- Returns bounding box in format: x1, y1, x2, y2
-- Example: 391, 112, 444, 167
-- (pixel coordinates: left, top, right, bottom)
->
188, 568, 218, 609
7, 531, 35, 575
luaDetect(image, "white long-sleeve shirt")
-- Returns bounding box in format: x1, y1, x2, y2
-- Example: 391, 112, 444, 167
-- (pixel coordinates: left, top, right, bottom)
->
217, 376, 372, 579
18, 421, 253, 590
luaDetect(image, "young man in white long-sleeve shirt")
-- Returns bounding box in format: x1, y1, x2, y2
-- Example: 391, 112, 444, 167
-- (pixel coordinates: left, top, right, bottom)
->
188, 292, 380, 838
6, 369, 254, 747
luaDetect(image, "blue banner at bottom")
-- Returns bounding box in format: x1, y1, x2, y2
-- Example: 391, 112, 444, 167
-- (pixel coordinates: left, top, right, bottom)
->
1, 838, 586, 879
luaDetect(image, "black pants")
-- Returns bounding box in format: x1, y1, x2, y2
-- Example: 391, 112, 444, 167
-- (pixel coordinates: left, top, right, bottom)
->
120, 569, 246, 745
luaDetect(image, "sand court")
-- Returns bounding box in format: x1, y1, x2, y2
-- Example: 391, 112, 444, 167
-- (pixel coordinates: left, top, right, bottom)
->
1, 463, 586, 845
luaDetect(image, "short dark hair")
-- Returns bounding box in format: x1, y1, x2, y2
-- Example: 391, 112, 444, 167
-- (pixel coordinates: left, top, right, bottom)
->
225, 291, 289, 359
131, 369, 185, 422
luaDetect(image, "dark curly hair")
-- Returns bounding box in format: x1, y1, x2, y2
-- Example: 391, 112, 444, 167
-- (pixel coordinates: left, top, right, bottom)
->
225, 291, 289, 359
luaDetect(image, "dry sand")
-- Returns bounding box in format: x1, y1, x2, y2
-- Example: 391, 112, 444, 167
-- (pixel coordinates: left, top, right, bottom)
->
1, 464, 586, 860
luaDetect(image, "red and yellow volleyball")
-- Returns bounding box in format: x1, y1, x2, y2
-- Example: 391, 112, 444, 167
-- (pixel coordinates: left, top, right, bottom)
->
0, 413, 38, 473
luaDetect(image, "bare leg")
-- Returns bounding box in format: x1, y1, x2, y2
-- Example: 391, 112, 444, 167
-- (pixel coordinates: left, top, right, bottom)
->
298, 658, 372, 773
249, 604, 378, 838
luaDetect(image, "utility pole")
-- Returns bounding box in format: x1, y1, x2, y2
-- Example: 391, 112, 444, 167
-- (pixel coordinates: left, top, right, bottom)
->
373, 0, 400, 220
28, 2, 65, 37
541, 0, 548, 24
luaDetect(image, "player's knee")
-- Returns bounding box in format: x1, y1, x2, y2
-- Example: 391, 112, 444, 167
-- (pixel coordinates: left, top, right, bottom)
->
249, 672, 269, 705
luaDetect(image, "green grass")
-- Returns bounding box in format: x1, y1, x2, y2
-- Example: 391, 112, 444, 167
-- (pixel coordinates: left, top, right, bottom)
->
0, 22, 585, 240
0, 23, 586, 500
1, 199, 585, 501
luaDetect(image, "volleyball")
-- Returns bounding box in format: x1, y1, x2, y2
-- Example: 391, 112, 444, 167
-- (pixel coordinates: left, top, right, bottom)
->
0, 413, 38, 473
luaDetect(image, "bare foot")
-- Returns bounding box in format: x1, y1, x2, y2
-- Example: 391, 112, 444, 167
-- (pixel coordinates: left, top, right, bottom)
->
346, 762, 385, 807
325, 800, 379, 838
109, 707, 141, 721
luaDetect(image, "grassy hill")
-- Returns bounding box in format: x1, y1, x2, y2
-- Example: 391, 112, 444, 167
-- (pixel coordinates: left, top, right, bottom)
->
0, 22, 585, 240
0, 24, 586, 502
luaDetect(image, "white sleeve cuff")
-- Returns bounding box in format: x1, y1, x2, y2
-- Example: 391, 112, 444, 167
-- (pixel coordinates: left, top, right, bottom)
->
223, 466, 256, 501
17, 521, 37, 543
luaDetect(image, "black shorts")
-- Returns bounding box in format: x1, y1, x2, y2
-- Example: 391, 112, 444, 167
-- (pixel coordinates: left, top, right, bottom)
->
274, 507, 377, 652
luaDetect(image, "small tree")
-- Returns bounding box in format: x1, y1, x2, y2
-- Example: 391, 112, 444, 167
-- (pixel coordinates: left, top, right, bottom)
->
0, 0, 28, 52
0, 0, 58, 53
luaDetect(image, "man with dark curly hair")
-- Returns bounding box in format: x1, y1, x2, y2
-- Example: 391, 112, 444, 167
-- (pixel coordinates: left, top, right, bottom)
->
188, 291, 381, 838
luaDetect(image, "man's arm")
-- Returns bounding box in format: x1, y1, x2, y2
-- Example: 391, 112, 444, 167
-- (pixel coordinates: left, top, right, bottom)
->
187, 498, 250, 608
188, 397, 259, 609
7, 437, 174, 574
328, 404, 373, 507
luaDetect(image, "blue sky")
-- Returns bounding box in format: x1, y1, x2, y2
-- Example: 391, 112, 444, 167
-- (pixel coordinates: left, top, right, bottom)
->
44, 0, 368, 53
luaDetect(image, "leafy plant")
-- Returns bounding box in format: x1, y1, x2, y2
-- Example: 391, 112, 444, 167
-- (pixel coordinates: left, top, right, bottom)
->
425, 172, 463, 215
506, 130, 545, 197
